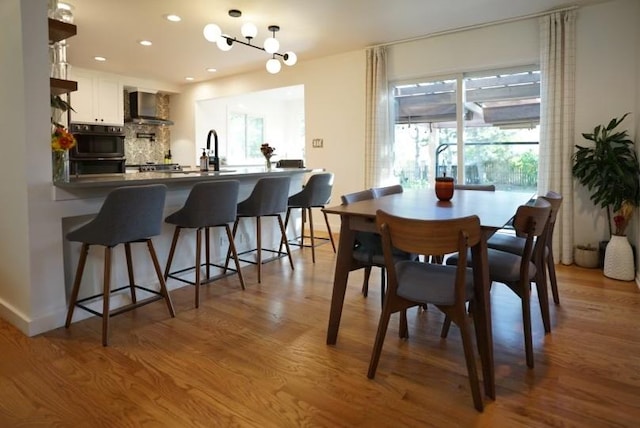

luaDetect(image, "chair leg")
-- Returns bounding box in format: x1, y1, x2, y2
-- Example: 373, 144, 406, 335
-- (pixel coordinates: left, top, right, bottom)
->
279, 207, 293, 255
65, 243, 89, 328
322, 209, 336, 253
308, 207, 316, 263
456, 309, 483, 412
256, 216, 262, 283
101, 247, 112, 347
124, 243, 137, 304
367, 303, 393, 379
380, 267, 386, 308
164, 227, 181, 280
300, 207, 307, 249
146, 239, 175, 318
225, 219, 240, 271
441, 316, 452, 338
194, 228, 202, 308
277, 214, 295, 270
521, 283, 534, 368
205, 227, 211, 280
547, 249, 560, 304
535, 268, 552, 334
362, 266, 372, 297
225, 224, 245, 290
399, 308, 409, 339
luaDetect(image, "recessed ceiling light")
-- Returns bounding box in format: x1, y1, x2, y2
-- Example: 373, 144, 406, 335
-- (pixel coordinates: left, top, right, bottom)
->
139, 40, 152, 46
94, 56, 106, 62
185, 77, 195, 81
206, 68, 217, 73
165, 14, 181, 22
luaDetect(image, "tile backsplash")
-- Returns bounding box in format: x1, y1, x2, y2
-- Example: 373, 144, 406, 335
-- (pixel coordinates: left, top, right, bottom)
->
123, 91, 171, 165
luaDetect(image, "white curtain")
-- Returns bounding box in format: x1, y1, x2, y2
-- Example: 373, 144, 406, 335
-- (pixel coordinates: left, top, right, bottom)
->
538, 10, 576, 265
364, 47, 392, 188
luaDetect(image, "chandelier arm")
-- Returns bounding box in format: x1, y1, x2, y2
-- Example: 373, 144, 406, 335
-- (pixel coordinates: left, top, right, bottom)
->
221, 35, 288, 57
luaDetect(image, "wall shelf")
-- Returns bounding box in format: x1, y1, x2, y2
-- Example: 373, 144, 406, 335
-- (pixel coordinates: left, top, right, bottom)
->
48, 18, 76, 44
50, 78, 78, 95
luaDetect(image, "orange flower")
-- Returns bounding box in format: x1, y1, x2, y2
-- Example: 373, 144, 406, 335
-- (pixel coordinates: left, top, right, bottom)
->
51, 126, 76, 151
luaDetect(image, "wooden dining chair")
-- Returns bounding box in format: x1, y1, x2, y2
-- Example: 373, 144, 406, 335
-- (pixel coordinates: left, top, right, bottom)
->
446, 198, 552, 368
487, 191, 563, 304
371, 184, 404, 198
368, 210, 485, 412
454, 184, 496, 191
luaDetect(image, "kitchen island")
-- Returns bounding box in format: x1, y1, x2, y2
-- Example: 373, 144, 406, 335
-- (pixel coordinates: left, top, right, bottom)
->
53, 167, 315, 328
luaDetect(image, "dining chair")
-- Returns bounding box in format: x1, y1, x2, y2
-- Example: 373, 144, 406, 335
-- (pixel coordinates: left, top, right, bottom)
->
368, 210, 485, 412
371, 184, 404, 198
487, 191, 563, 304
445, 198, 552, 368
65, 184, 175, 346
282, 172, 336, 263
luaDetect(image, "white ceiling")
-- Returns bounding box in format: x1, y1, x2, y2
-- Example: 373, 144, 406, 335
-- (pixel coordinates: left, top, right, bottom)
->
66, 0, 605, 86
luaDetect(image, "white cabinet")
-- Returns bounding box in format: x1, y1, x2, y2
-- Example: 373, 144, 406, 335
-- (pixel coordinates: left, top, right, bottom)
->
69, 69, 123, 125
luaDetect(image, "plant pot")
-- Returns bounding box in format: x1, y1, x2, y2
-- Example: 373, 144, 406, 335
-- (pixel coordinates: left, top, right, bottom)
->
574, 245, 599, 268
603, 235, 635, 281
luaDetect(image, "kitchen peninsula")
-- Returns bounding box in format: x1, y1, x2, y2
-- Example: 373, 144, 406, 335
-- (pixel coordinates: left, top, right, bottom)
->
53, 167, 313, 327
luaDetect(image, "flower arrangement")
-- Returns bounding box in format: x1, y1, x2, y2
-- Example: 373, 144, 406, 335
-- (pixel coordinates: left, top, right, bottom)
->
613, 200, 634, 236
260, 143, 276, 159
51, 125, 76, 151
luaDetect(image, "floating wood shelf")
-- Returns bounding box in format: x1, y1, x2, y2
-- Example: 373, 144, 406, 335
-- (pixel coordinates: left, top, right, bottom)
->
48, 18, 77, 44
50, 78, 77, 95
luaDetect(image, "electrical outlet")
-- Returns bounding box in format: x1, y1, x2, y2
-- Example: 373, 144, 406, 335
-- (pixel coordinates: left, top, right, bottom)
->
312, 138, 323, 148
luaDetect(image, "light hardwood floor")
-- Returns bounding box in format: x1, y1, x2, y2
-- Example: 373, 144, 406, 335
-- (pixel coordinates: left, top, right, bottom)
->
1, 242, 639, 427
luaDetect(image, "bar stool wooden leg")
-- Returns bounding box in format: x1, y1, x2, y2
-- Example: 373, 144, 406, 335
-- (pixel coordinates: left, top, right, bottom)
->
300, 208, 307, 248
195, 228, 202, 308
124, 243, 137, 304
307, 207, 316, 263
146, 240, 175, 317
256, 217, 262, 283
102, 247, 112, 347
205, 227, 211, 280
277, 214, 294, 270
164, 227, 181, 280
224, 219, 241, 271
65, 243, 89, 328
225, 224, 245, 290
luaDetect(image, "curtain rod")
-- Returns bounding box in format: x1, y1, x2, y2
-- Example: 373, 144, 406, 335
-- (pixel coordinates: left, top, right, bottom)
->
370, 5, 579, 49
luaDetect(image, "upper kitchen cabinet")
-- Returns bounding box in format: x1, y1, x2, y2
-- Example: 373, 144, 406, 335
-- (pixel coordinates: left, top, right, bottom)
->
69, 69, 123, 126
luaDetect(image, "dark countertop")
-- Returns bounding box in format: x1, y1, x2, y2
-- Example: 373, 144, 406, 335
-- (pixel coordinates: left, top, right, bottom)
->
54, 167, 313, 189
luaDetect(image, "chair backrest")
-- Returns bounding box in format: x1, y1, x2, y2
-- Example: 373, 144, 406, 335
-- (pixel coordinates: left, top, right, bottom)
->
371, 184, 403, 198
237, 176, 291, 216
166, 180, 239, 227
376, 209, 482, 301
454, 184, 496, 191
341, 189, 374, 205
288, 172, 334, 207
67, 184, 167, 247
539, 191, 563, 247
512, 198, 552, 267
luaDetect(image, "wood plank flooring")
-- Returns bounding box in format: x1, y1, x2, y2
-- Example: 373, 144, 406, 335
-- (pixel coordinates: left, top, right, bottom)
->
1, 243, 639, 427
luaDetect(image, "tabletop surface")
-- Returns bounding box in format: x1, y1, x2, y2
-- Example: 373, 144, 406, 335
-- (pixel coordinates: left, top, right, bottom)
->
324, 189, 535, 229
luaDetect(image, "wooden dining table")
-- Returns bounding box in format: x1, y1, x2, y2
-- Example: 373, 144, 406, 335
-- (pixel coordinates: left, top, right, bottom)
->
322, 188, 535, 400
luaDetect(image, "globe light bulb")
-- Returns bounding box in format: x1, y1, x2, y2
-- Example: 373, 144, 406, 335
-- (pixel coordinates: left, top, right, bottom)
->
203, 24, 221, 42
216, 35, 233, 51
263, 37, 280, 54
283, 51, 297, 66
266, 58, 281, 74
241, 22, 258, 39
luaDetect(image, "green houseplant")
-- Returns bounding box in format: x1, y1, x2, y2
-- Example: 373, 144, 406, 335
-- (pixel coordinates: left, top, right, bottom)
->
572, 113, 640, 237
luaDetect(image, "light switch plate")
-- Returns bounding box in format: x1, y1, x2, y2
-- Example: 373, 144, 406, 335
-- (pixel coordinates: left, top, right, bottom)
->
312, 138, 323, 148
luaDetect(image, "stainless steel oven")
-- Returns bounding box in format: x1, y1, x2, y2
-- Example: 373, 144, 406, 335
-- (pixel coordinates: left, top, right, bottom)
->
69, 123, 126, 174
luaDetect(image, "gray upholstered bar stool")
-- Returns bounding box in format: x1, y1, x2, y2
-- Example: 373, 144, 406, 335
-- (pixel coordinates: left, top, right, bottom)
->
227, 176, 294, 283
282, 172, 336, 263
65, 184, 175, 346
164, 180, 245, 308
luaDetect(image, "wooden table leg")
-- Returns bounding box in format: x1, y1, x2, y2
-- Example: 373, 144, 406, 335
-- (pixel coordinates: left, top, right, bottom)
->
471, 236, 495, 399
326, 214, 356, 345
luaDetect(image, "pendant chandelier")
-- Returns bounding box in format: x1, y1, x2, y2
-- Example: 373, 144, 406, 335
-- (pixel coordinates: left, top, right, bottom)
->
203, 9, 297, 74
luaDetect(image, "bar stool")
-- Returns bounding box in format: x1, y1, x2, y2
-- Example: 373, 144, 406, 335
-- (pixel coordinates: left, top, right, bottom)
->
282, 172, 336, 263
64, 184, 175, 346
164, 180, 245, 308
227, 176, 294, 283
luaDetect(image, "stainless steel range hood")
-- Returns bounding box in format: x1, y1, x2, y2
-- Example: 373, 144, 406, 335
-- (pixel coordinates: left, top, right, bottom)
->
126, 91, 174, 126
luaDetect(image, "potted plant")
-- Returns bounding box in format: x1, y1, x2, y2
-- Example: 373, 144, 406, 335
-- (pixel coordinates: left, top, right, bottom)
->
572, 113, 640, 279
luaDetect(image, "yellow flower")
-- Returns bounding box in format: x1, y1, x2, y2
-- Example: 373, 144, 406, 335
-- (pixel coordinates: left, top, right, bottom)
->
51, 126, 76, 151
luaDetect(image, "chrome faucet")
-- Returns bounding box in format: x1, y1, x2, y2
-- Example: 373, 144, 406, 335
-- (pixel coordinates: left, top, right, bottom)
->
206, 129, 220, 172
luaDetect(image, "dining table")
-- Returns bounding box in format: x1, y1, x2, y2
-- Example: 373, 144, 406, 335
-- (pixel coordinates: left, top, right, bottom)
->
322, 188, 535, 400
